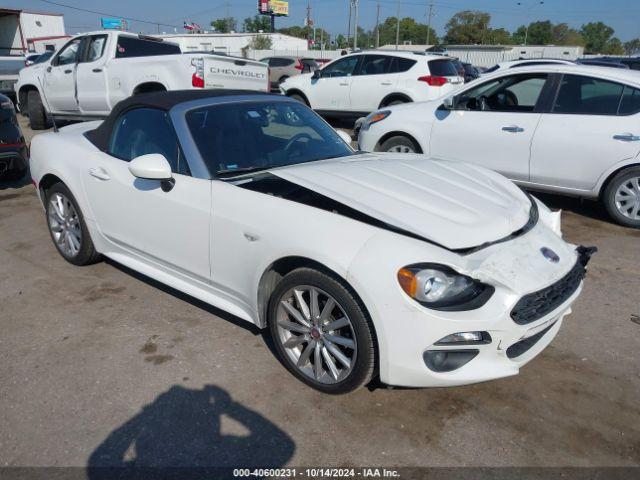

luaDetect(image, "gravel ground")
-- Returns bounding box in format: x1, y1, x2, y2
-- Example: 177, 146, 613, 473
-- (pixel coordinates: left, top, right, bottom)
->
0, 114, 638, 470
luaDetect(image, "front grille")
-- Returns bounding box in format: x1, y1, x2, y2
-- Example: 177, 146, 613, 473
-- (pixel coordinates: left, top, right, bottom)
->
506, 322, 556, 359
510, 249, 593, 325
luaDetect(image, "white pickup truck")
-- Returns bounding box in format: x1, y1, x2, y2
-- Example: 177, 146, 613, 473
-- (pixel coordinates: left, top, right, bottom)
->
16, 31, 269, 129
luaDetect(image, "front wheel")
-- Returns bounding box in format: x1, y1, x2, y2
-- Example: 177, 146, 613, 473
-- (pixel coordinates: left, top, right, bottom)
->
378, 135, 419, 154
268, 268, 376, 394
46, 183, 101, 265
603, 166, 640, 228
27, 90, 49, 130
287, 93, 308, 106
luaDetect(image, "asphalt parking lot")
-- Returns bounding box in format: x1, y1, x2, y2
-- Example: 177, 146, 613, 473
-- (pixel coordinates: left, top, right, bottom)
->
1, 115, 639, 469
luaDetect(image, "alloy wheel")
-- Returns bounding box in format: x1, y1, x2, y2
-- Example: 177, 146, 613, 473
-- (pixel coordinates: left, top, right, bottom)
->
276, 285, 357, 384
388, 145, 414, 153
47, 192, 82, 258
614, 176, 640, 221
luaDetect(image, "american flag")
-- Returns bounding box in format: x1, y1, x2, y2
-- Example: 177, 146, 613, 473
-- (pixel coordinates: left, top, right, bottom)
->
183, 21, 201, 31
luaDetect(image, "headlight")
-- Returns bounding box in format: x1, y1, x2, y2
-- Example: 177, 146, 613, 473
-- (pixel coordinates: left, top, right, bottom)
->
360, 110, 391, 131
397, 264, 494, 311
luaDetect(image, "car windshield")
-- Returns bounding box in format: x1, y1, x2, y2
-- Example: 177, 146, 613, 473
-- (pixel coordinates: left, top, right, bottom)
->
186, 101, 354, 177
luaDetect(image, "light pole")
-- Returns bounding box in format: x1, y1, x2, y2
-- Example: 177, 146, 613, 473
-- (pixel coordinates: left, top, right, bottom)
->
517, 1, 544, 46
395, 0, 401, 50
353, 0, 359, 50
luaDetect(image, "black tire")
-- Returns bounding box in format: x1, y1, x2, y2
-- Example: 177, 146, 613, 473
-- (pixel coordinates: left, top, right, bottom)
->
27, 90, 49, 130
378, 135, 420, 153
603, 166, 640, 228
45, 182, 101, 266
287, 93, 308, 106
268, 268, 376, 394
383, 98, 410, 107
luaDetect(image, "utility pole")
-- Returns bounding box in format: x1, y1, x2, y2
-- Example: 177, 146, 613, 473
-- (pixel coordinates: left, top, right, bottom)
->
375, 2, 380, 49
426, 0, 434, 46
353, 0, 359, 50
346, 1, 352, 50
306, 2, 312, 49
395, 0, 401, 50
225, 0, 231, 33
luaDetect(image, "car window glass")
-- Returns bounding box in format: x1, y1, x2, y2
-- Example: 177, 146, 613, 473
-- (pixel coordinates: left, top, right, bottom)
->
108, 108, 190, 176
428, 59, 458, 77
185, 101, 353, 176
388, 57, 416, 73
457, 74, 547, 112
321, 56, 359, 78
619, 85, 640, 115
55, 38, 82, 66
115, 36, 181, 58
85, 35, 107, 62
358, 55, 392, 75
553, 74, 624, 115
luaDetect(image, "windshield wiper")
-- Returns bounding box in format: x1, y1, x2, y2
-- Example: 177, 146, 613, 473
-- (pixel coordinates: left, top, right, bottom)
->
217, 166, 272, 178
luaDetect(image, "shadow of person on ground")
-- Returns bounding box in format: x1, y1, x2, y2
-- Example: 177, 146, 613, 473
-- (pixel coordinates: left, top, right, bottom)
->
87, 384, 295, 479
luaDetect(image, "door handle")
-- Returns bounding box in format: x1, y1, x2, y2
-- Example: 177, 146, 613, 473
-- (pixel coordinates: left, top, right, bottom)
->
88, 167, 110, 181
502, 125, 524, 133
92, 68, 103, 73
380, 82, 392, 86
613, 133, 640, 142
64, 69, 72, 74
339, 82, 349, 86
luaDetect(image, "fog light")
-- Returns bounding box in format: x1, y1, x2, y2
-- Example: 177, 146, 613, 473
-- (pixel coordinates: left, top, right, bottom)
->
423, 349, 479, 372
435, 331, 491, 345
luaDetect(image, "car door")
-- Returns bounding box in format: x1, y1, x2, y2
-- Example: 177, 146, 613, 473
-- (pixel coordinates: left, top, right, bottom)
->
430, 72, 550, 182
82, 107, 211, 281
349, 54, 396, 112
307, 55, 360, 112
76, 34, 110, 115
530, 74, 640, 191
43, 37, 84, 113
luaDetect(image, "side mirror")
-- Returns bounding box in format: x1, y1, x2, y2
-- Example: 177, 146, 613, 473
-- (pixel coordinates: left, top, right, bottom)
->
442, 96, 455, 110
336, 129, 353, 145
312, 69, 321, 80
129, 153, 175, 191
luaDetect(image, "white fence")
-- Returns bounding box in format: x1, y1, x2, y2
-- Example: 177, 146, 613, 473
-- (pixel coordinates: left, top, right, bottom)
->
241, 46, 586, 67
245, 49, 342, 61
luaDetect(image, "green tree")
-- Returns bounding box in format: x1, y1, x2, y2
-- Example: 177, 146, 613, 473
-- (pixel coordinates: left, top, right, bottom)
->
580, 21, 618, 53
624, 38, 640, 55
243, 15, 272, 33
377, 17, 439, 47
211, 17, 237, 33
444, 10, 491, 45
486, 28, 513, 45
602, 37, 624, 55
552, 23, 585, 46
248, 34, 273, 50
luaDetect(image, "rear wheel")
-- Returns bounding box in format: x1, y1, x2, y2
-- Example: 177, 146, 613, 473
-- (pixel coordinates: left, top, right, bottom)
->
287, 93, 308, 106
379, 135, 419, 154
46, 183, 101, 265
268, 268, 375, 394
603, 166, 640, 228
27, 90, 49, 130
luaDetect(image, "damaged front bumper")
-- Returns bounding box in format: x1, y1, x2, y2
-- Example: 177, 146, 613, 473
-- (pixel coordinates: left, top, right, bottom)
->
347, 217, 596, 388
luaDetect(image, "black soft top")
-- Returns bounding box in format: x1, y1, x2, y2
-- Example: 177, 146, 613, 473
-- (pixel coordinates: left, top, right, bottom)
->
86, 89, 274, 151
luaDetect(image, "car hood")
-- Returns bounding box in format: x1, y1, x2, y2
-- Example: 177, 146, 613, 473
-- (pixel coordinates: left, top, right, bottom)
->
270, 153, 533, 251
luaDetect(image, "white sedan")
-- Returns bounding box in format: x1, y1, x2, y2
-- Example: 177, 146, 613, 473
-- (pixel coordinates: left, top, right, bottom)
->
358, 64, 640, 228
29, 90, 594, 394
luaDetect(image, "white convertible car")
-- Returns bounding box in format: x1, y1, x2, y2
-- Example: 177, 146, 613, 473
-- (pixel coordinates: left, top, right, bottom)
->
29, 90, 595, 393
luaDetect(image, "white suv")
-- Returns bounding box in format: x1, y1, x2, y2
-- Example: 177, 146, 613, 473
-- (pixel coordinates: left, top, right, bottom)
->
280, 51, 463, 118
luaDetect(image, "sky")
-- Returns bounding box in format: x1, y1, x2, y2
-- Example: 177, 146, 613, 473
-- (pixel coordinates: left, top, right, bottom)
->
11, 0, 640, 42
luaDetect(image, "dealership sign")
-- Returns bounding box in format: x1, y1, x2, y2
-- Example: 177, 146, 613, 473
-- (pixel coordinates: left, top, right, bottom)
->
101, 17, 127, 30
258, 0, 289, 17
